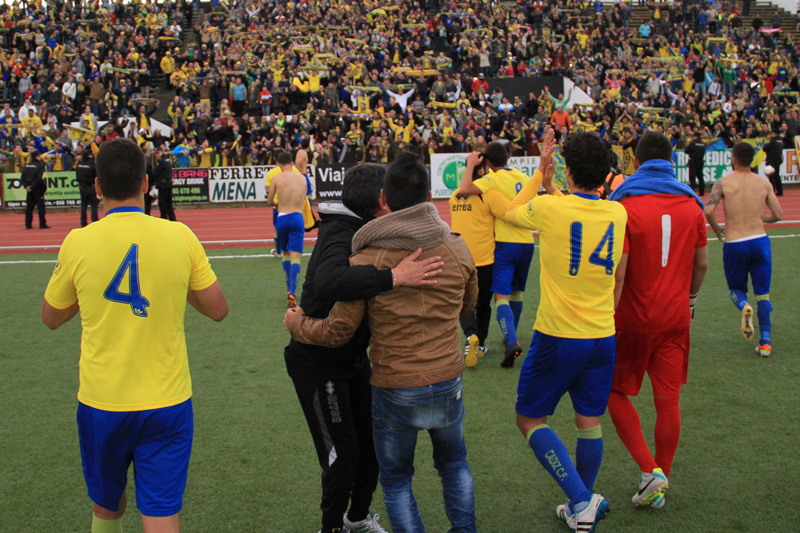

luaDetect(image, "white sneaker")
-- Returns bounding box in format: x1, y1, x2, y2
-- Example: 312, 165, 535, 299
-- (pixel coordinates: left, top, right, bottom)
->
343, 512, 388, 533
476, 345, 489, 357
464, 334, 478, 368
558, 494, 610, 532
631, 467, 669, 507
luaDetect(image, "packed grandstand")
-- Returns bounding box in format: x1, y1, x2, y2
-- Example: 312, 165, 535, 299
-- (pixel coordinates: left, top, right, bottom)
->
0, 0, 798, 203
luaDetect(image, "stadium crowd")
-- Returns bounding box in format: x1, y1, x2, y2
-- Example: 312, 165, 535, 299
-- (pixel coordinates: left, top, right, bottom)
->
0, 0, 799, 173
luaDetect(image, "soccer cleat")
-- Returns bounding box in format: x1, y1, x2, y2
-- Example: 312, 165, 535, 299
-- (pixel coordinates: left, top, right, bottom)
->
649, 492, 666, 509
741, 304, 754, 340
632, 468, 669, 507
465, 334, 479, 368
270, 248, 281, 257
501, 341, 522, 368
558, 493, 610, 532
756, 343, 771, 357
476, 345, 489, 358
287, 293, 297, 309
343, 512, 388, 533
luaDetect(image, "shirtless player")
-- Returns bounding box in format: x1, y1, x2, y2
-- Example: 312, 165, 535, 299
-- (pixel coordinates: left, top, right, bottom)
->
268, 150, 309, 308
705, 142, 783, 356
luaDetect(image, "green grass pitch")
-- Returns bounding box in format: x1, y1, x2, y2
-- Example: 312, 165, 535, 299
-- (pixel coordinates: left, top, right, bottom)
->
1, 229, 798, 531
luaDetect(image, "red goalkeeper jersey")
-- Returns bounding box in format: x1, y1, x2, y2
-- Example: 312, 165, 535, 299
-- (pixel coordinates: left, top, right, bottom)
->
615, 194, 708, 334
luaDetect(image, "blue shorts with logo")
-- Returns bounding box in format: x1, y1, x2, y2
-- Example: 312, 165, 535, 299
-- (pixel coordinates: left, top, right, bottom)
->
492, 241, 534, 295
77, 399, 193, 517
275, 212, 305, 254
516, 332, 615, 418
723, 234, 771, 295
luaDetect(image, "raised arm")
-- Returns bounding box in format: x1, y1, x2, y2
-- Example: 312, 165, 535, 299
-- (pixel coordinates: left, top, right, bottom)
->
457, 151, 485, 195
704, 179, 725, 241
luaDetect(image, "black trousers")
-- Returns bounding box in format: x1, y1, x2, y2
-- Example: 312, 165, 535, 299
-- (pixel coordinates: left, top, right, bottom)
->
459, 263, 494, 345
144, 191, 154, 216
158, 188, 176, 221
285, 351, 379, 532
688, 162, 705, 195
25, 190, 46, 228
80, 187, 99, 227
768, 168, 783, 196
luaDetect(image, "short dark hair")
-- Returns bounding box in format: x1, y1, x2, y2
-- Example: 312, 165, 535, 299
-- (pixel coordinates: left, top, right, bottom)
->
96, 138, 145, 201
383, 152, 429, 212
562, 132, 610, 190
342, 163, 384, 219
732, 142, 755, 167
483, 141, 508, 167
276, 150, 292, 166
635, 131, 673, 163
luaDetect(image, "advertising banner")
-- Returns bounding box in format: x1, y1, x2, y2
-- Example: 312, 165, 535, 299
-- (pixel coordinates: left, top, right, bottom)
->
672, 148, 798, 184
314, 164, 348, 201
208, 165, 316, 203
3, 171, 80, 207
171, 168, 209, 203
430, 153, 542, 199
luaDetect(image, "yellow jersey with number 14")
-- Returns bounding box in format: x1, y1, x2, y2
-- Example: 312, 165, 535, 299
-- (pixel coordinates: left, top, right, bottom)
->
44, 208, 217, 412
475, 166, 534, 244
507, 193, 627, 338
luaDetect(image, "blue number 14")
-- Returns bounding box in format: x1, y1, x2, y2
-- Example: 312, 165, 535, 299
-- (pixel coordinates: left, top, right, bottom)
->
569, 222, 615, 276
104, 244, 150, 317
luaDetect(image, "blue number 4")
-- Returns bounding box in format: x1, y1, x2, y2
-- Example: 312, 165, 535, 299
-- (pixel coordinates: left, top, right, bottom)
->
569, 222, 615, 276
104, 244, 150, 317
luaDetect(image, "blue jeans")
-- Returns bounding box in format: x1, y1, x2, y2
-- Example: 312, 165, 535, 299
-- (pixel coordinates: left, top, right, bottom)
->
372, 377, 476, 533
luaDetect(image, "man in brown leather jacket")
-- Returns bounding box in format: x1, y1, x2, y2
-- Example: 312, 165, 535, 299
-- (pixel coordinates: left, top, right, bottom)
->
285, 152, 479, 533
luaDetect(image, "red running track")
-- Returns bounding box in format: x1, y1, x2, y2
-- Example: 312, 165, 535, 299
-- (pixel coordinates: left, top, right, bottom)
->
2, 192, 800, 254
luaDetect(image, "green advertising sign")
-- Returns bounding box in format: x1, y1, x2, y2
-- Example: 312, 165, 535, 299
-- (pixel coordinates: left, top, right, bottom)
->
3, 171, 81, 207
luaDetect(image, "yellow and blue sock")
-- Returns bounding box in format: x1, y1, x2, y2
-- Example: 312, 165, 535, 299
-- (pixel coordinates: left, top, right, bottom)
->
289, 258, 301, 296
527, 424, 591, 511
496, 299, 517, 346
509, 293, 524, 330
92, 515, 123, 533
730, 289, 748, 310
755, 294, 772, 344
575, 425, 603, 492
282, 259, 291, 291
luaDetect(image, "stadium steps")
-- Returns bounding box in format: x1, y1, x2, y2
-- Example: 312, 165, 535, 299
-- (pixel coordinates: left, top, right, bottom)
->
627, 1, 800, 45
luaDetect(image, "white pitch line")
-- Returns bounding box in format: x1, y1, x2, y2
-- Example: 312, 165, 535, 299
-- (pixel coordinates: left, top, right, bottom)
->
0, 236, 318, 251
4, 235, 800, 265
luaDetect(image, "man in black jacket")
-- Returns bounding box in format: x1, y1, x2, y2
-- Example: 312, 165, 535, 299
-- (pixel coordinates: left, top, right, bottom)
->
154, 146, 176, 220
685, 133, 707, 195
75, 148, 98, 227
21, 150, 49, 229
762, 130, 784, 196
283, 164, 442, 533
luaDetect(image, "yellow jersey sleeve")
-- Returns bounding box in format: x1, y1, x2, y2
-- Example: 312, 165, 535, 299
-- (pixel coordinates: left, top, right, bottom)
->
184, 223, 217, 291
44, 231, 78, 309
475, 168, 534, 244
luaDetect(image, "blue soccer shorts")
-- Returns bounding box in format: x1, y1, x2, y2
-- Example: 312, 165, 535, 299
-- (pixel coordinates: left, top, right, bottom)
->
77, 399, 193, 517
723, 234, 771, 296
516, 332, 615, 419
492, 241, 534, 295
275, 212, 305, 254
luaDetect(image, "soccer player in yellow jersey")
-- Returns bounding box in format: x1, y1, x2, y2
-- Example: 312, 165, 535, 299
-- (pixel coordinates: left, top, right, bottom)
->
506, 131, 627, 532
449, 167, 510, 368
459, 141, 534, 367
42, 138, 228, 533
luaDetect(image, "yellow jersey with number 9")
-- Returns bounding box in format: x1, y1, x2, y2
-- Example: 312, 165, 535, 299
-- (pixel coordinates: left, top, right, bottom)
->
507, 194, 627, 338
475, 167, 534, 244
44, 208, 217, 412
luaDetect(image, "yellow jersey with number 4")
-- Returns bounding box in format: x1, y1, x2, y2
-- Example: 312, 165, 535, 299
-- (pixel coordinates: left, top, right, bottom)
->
44, 208, 217, 412
475, 167, 534, 244
507, 194, 627, 338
